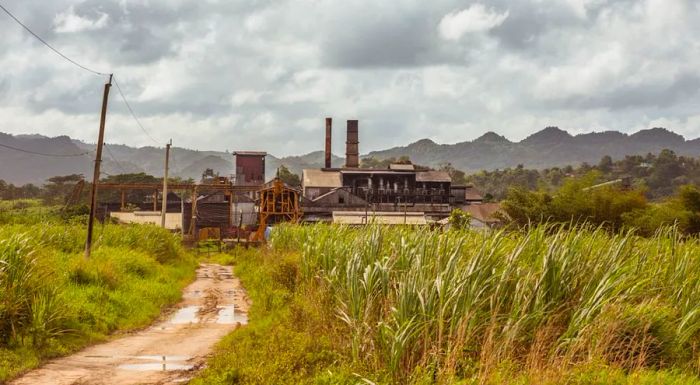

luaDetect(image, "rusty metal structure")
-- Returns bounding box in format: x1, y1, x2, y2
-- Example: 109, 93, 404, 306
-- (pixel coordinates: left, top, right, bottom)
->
253, 178, 302, 241
64, 178, 85, 208
233, 151, 266, 186
96, 182, 259, 237
324, 117, 332, 169
345, 119, 359, 168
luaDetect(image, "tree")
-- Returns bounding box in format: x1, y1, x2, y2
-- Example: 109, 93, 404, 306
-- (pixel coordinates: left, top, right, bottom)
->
622, 184, 700, 236
100, 173, 161, 204
42, 174, 85, 205
500, 171, 647, 230
678, 185, 700, 233
277, 165, 301, 187
438, 163, 466, 185
499, 187, 551, 226
447, 208, 471, 230
598, 155, 613, 173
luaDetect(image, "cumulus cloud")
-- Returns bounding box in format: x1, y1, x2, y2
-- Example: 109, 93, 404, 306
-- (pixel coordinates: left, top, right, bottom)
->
53, 5, 109, 33
438, 4, 509, 40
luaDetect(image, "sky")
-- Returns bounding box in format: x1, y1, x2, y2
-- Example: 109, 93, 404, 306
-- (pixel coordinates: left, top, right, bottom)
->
1, 0, 699, 156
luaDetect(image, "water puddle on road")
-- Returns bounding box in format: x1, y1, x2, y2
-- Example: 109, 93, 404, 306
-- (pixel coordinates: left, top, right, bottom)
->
169, 306, 200, 324
118, 362, 193, 371
116, 355, 194, 372
134, 355, 190, 361
216, 305, 248, 325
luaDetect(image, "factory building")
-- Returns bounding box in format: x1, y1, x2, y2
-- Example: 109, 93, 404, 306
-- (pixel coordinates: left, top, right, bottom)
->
233, 151, 266, 186
301, 118, 458, 223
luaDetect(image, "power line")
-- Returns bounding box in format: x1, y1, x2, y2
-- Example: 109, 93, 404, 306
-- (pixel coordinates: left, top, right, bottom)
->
113, 76, 160, 145
0, 3, 108, 77
2, 3, 166, 150
0, 142, 90, 157
104, 143, 128, 174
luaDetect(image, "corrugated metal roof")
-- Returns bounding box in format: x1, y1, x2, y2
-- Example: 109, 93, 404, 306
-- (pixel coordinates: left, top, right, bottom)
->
340, 169, 413, 174
416, 171, 451, 182
463, 203, 502, 224
232, 151, 267, 156
332, 211, 427, 225
303, 169, 342, 188
389, 163, 415, 170
465, 186, 484, 201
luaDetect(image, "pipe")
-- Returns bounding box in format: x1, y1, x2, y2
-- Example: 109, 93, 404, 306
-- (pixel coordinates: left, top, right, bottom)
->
345, 119, 359, 168
325, 117, 332, 168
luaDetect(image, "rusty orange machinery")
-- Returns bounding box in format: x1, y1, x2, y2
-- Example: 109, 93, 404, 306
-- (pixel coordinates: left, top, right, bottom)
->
253, 178, 302, 241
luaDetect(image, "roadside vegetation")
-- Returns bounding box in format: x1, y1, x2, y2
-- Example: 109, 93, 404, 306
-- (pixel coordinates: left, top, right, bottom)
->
197, 224, 700, 384
499, 172, 700, 236
0, 199, 195, 381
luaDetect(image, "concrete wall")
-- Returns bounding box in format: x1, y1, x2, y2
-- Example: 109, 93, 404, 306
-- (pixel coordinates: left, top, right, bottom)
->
111, 211, 182, 230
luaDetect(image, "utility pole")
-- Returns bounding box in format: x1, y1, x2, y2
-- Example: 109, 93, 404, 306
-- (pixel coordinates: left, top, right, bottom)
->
85, 74, 113, 258
161, 140, 172, 228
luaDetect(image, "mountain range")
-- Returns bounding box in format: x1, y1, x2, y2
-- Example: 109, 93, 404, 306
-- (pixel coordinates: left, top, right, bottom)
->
1, 127, 699, 185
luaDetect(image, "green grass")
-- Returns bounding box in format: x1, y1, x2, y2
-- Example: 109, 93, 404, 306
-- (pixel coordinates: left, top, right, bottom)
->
191, 246, 358, 385
195, 224, 700, 384
0, 201, 196, 381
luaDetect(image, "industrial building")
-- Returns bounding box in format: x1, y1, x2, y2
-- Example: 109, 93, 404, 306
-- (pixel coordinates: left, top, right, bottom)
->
107, 117, 500, 237
301, 118, 471, 223
182, 153, 267, 238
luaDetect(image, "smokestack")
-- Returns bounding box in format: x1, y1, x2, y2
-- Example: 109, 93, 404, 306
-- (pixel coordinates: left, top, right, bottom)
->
324, 117, 332, 169
345, 119, 359, 168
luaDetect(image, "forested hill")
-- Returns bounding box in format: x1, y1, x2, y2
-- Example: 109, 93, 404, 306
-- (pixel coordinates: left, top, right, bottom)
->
2, 126, 700, 184
366, 127, 700, 172
0, 133, 342, 184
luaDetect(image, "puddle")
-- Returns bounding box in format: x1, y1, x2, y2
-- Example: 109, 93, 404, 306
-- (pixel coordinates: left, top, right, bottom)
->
170, 306, 200, 324
216, 305, 248, 325
85, 354, 191, 360
134, 355, 190, 361
118, 363, 193, 371
183, 290, 202, 298
117, 355, 194, 371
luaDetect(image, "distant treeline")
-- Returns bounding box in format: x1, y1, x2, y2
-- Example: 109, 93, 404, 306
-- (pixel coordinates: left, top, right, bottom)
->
453, 149, 700, 236
0, 173, 194, 205
467, 149, 700, 200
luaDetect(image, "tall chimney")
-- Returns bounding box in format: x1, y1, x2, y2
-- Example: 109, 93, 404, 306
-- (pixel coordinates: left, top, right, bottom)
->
345, 119, 359, 168
324, 117, 332, 169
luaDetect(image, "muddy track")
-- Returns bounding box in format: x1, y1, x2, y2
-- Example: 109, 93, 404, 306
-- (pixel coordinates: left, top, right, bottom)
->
11, 264, 250, 385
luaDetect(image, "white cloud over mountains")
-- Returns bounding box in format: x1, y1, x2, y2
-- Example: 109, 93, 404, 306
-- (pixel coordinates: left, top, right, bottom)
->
0, 0, 698, 156
438, 4, 509, 40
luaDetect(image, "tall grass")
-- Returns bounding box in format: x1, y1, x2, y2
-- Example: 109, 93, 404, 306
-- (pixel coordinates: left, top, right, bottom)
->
271, 224, 700, 383
0, 207, 195, 381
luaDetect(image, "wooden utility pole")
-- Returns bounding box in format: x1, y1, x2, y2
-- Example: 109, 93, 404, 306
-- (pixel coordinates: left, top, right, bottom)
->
161, 140, 172, 228
85, 74, 113, 258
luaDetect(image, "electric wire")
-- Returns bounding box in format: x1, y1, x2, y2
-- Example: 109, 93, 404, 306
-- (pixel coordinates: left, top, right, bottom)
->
0, 2, 108, 77
2, 3, 168, 161
104, 143, 128, 174
0, 142, 90, 157
112, 76, 160, 145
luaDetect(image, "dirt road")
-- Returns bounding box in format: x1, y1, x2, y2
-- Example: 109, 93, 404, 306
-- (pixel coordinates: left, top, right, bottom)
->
11, 264, 249, 385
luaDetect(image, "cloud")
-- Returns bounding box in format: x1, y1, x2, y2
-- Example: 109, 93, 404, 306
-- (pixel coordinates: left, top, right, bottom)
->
54, 5, 109, 33
438, 4, 509, 41
1, 0, 699, 157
